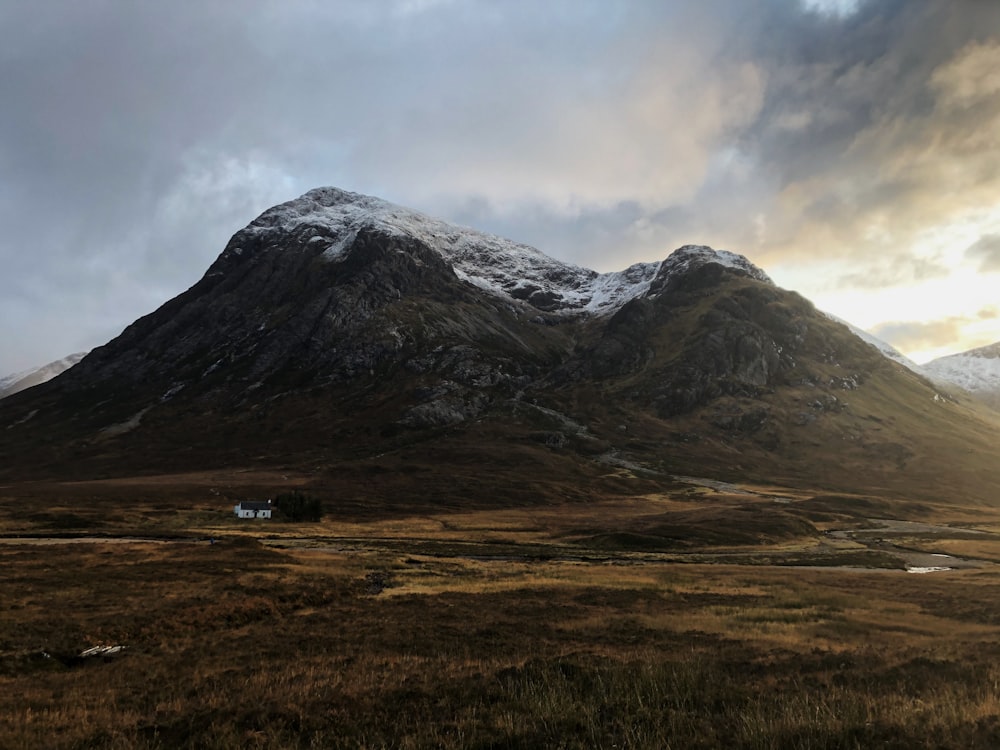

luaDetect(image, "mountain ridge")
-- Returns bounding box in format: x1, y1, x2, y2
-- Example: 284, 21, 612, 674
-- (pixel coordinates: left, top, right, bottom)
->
223, 186, 771, 316
0, 352, 88, 400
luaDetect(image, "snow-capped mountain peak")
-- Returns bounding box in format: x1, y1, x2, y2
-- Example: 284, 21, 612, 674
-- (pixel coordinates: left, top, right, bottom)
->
657, 244, 773, 285
228, 188, 769, 316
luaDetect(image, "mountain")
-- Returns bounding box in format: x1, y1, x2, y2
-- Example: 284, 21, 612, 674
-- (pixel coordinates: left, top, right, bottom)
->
822, 315, 922, 372
2, 187, 999, 509
922, 342, 1000, 410
0, 352, 87, 400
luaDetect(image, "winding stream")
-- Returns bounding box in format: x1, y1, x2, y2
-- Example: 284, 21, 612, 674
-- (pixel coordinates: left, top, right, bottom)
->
827, 519, 993, 573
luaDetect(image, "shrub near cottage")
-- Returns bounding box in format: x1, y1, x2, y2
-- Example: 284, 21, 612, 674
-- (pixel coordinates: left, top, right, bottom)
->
271, 490, 323, 522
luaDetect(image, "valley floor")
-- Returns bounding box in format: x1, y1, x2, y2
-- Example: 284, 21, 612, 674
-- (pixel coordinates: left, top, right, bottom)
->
4, 474, 1000, 748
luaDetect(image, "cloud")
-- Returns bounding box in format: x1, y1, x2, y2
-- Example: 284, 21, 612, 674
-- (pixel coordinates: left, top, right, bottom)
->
930, 39, 1000, 110
966, 234, 1000, 273
835, 256, 949, 290
0, 0, 777, 372
799, 0, 862, 18
336, 3, 768, 214
871, 306, 1000, 359
735, 4, 1000, 268
1, 0, 999, 372
870, 318, 966, 355
978, 307, 1000, 321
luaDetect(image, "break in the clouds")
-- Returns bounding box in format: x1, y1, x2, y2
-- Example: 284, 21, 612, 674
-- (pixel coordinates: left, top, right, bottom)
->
1, 0, 999, 373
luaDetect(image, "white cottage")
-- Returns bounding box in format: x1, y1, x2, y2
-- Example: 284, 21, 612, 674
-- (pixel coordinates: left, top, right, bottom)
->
234, 500, 272, 519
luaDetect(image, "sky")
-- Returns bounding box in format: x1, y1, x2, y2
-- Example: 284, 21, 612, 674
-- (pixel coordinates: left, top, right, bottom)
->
2, 0, 999, 373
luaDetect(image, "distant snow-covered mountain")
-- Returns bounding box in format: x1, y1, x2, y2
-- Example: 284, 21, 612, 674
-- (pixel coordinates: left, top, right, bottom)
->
922, 342, 1000, 408
826, 318, 1000, 409
0, 352, 88, 400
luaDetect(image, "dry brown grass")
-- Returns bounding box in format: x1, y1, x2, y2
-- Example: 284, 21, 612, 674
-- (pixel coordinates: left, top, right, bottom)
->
6, 479, 1000, 747
3, 528, 1000, 748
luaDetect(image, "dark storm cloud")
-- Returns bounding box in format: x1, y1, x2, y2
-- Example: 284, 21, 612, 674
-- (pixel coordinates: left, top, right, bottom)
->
0, 0, 772, 370
737, 1, 1000, 265
461, 0, 1000, 270
739, 0, 932, 185
0, 2, 291, 368
966, 234, 1000, 273
1, 0, 998, 371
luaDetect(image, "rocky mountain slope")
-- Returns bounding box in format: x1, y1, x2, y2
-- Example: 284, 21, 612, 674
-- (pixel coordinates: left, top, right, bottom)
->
0, 352, 87, 400
2, 187, 998, 508
823, 315, 922, 372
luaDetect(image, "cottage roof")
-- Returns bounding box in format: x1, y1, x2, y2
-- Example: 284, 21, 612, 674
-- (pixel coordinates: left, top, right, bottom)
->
239, 500, 272, 511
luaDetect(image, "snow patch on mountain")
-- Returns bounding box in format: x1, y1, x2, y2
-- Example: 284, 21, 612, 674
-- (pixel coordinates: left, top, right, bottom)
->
239, 187, 772, 316
577, 262, 663, 313
321, 229, 357, 262
0, 352, 88, 400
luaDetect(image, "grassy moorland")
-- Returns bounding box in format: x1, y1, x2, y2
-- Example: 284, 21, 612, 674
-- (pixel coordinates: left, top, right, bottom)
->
4, 475, 1000, 748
